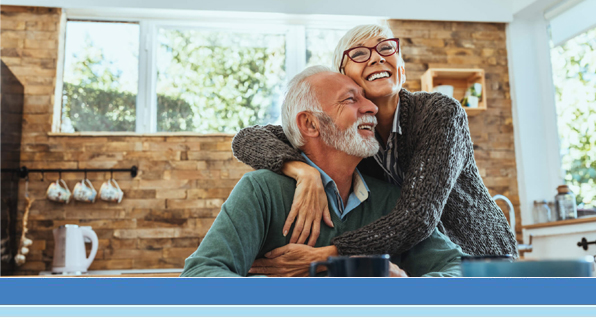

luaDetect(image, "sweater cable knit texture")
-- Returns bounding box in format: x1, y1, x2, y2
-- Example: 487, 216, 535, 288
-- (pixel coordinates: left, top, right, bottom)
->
232, 89, 518, 258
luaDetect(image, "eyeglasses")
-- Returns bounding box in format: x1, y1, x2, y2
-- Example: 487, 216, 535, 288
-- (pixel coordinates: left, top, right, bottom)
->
340, 38, 400, 68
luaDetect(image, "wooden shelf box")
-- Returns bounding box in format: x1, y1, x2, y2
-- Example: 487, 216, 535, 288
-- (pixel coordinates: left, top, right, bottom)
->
420, 68, 487, 116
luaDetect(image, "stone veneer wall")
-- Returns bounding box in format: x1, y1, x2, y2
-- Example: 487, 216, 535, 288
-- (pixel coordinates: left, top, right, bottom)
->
1, 6, 520, 275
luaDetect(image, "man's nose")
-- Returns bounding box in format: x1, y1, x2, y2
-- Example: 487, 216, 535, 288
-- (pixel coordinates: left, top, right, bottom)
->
360, 98, 378, 115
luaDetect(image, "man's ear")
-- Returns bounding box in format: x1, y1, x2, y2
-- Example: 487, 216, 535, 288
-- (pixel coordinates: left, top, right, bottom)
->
296, 111, 320, 138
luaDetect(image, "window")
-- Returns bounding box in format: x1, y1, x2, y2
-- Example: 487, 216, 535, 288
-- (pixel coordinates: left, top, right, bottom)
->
59, 15, 355, 135
305, 28, 347, 68
61, 21, 139, 132
155, 27, 286, 133
550, 26, 596, 210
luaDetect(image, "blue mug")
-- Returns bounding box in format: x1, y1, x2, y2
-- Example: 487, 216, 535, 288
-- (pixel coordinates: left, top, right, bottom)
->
309, 255, 390, 277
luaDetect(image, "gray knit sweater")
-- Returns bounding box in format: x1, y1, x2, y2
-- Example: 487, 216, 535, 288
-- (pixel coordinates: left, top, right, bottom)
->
232, 89, 519, 258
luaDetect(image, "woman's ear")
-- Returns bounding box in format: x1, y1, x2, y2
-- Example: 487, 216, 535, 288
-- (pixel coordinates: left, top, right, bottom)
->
296, 111, 320, 139
400, 66, 406, 85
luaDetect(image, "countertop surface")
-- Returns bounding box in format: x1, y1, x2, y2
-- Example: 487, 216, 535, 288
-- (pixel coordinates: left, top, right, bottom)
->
37, 268, 183, 277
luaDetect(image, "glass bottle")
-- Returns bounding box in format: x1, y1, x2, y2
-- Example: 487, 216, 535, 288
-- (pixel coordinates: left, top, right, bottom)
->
547, 201, 557, 221
555, 185, 577, 220
532, 200, 551, 224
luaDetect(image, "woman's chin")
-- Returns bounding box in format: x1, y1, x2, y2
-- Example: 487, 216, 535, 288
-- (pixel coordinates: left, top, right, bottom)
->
363, 82, 399, 98
365, 88, 399, 100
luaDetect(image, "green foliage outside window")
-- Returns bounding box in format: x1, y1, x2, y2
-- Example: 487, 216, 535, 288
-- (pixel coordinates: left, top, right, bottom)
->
63, 83, 194, 132
62, 83, 135, 132
62, 35, 137, 132
551, 27, 596, 207
156, 29, 286, 133
62, 27, 286, 134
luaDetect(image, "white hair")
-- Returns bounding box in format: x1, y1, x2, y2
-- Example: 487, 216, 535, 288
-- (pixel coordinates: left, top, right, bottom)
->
332, 23, 402, 74
281, 65, 334, 148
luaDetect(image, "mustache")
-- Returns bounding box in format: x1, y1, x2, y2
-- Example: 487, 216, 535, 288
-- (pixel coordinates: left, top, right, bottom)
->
354, 115, 378, 129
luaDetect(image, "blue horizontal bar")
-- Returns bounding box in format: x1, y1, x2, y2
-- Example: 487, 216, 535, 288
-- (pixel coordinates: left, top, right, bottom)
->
1, 278, 595, 306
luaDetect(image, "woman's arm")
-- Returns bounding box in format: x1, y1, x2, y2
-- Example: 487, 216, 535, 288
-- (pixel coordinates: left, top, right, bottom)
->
282, 161, 333, 244
232, 124, 305, 174
232, 124, 333, 244
331, 97, 471, 256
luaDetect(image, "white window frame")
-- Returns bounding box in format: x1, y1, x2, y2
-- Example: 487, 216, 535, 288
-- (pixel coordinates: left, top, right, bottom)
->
508, 1, 596, 233
60, 8, 381, 134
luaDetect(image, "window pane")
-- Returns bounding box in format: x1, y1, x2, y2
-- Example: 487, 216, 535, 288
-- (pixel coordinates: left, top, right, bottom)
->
61, 21, 139, 132
156, 28, 286, 133
306, 28, 348, 68
551, 26, 596, 209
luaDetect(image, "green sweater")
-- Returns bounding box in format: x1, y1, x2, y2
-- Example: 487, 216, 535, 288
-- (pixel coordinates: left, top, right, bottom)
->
181, 169, 463, 277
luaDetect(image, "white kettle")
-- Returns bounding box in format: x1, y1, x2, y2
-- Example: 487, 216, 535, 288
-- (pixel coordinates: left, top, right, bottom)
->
52, 224, 98, 274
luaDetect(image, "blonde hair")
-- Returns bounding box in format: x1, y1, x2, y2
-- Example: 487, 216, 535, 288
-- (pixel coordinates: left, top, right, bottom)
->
281, 65, 334, 148
332, 23, 402, 74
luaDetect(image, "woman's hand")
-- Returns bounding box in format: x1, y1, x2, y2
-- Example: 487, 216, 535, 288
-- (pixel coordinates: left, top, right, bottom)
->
282, 161, 333, 246
248, 244, 338, 277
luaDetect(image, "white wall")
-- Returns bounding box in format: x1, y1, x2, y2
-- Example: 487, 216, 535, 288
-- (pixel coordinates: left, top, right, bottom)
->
507, 0, 564, 228
3, 0, 514, 22
512, 0, 542, 14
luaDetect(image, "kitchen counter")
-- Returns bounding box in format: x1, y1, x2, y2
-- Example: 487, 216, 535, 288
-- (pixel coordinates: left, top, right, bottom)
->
522, 217, 596, 261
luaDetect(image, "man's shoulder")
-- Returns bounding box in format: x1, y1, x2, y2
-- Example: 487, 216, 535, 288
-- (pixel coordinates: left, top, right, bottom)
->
241, 169, 296, 190
243, 169, 291, 180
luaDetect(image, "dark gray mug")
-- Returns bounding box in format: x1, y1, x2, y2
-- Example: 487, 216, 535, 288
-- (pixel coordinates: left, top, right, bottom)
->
309, 254, 390, 277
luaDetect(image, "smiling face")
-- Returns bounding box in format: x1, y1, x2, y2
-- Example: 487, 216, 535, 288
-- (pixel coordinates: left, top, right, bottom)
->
309, 72, 377, 134
305, 72, 380, 157
343, 37, 405, 101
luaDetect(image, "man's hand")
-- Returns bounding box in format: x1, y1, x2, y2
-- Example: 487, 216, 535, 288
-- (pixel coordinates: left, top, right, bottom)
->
389, 262, 408, 277
248, 244, 338, 277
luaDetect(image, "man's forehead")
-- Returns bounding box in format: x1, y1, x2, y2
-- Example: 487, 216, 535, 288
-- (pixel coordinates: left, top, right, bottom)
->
311, 72, 361, 94
335, 76, 365, 97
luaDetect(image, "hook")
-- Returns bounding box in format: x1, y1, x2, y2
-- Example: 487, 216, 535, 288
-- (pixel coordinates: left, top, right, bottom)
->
19, 166, 28, 179
25, 175, 29, 198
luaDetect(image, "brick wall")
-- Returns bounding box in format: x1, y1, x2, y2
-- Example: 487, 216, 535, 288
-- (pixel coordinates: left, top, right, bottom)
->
1, 6, 520, 275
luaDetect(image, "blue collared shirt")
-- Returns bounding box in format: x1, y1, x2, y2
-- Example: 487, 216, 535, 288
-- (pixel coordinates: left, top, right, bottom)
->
302, 153, 370, 220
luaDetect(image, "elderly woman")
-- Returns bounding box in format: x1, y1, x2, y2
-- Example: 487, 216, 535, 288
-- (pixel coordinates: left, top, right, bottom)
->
232, 24, 518, 276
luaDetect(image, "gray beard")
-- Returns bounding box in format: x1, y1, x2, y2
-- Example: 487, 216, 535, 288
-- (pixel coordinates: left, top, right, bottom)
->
316, 113, 380, 158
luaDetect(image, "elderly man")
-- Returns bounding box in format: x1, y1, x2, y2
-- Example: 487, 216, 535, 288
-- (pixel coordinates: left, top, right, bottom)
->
181, 66, 463, 277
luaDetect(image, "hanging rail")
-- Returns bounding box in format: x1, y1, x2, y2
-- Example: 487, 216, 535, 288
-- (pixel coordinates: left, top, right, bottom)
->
1, 166, 138, 179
